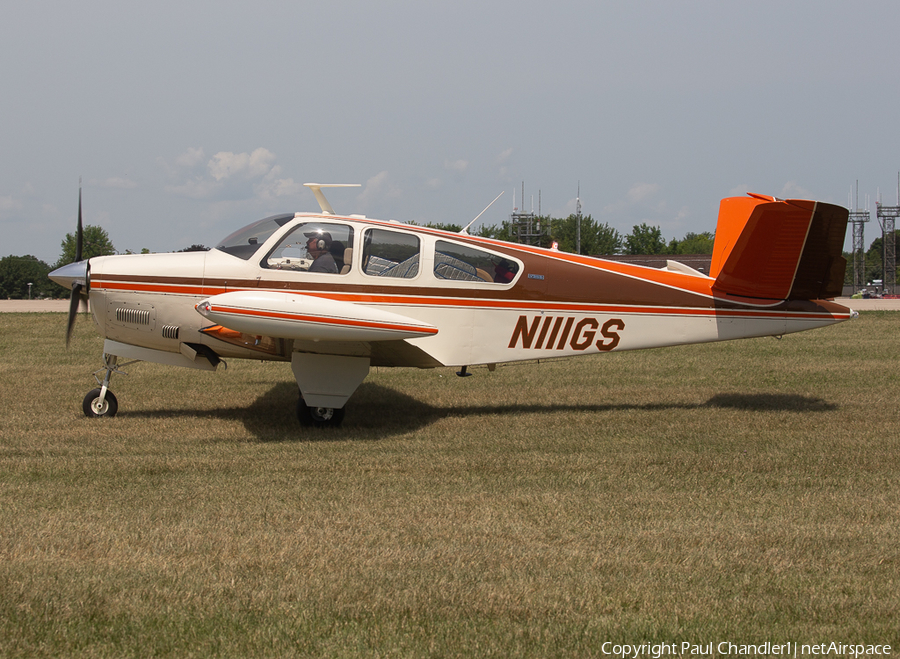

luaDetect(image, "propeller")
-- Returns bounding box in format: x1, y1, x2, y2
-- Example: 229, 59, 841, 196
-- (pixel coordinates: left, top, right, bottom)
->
65, 187, 85, 346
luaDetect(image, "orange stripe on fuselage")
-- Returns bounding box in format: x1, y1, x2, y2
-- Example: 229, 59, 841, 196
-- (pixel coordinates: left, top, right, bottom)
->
207, 304, 440, 335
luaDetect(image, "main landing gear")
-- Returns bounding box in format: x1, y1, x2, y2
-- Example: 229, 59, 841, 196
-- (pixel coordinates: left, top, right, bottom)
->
82, 354, 133, 418
297, 392, 346, 428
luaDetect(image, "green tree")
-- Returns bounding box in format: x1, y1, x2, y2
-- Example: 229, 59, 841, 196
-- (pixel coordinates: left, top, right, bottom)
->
667, 231, 715, 255
476, 221, 512, 241
862, 231, 900, 286
624, 223, 666, 255
0, 255, 55, 299
551, 214, 622, 255
56, 225, 116, 267
427, 222, 464, 233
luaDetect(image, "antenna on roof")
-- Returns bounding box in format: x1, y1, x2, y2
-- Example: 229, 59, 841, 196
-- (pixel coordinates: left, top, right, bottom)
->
460, 192, 504, 235
303, 183, 360, 215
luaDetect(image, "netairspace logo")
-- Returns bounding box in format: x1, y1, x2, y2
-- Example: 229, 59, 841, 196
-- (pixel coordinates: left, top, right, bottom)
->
599, 642, 893, 658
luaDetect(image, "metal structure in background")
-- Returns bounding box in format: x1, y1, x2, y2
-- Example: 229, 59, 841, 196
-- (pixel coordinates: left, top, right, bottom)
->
508, 182, 549, 247
877, 202, 899, 295
876, 174, 900, 295
848, 181, 870, 293
849, 208, 870, 292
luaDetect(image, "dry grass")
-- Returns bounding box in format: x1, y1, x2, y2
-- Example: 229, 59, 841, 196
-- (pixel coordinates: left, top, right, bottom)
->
1, 312, 898, 657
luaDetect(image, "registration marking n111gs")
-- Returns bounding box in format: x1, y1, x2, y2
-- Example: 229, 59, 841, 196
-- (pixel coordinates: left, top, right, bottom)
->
509, 315, 625, 352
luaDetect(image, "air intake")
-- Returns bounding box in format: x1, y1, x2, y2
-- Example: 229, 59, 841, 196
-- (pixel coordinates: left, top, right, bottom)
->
161, 325, 180, 340
116, 307, 151, 325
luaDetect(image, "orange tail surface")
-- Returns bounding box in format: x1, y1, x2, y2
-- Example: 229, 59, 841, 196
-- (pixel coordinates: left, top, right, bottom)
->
709, 194, 848, 301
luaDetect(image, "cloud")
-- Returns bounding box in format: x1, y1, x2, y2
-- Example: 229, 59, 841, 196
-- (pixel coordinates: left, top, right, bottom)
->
0, 195, 22, 213
627, 182, 661, 203
177, 147, 206, 168
496, 148, 515, 181
208, 148, 277, 181
444, 159, 468, 173
780, 181, 813, 199
164, 147, 299, 202
359, 171, 401, 206
254, 167, 302, 200
553, 197, 580, 217
727, 183, 750, 197
602, 182, 664, 215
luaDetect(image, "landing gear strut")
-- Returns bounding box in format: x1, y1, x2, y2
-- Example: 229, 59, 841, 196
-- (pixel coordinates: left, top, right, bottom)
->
82, 354, 133, 418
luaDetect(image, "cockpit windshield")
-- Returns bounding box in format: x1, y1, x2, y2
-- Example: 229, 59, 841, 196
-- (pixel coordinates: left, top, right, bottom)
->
214, 214, 295, 260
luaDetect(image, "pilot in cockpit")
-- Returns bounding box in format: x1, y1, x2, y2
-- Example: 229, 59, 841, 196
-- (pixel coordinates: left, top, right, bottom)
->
305, 231, 338, 274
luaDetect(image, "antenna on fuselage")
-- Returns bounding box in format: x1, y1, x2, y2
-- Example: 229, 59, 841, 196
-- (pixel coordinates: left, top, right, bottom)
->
460, 191, 504, 235
303, 183, 361, 215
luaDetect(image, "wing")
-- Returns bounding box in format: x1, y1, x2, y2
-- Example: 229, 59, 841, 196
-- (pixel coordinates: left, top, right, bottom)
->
195, 290, 438, 342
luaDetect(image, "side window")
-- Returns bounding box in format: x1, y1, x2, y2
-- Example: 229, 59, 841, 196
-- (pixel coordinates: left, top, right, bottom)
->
434, 240, 519, 284
263, 222, 354, 274
362, 229, 420, 279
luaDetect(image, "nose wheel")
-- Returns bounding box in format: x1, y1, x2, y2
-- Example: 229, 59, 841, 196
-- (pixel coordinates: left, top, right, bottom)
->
83, 388, 119, 417
82, 354, 133, 418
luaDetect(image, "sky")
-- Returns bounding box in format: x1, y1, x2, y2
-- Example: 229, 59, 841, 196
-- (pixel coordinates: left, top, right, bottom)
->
2, 0, 899, 265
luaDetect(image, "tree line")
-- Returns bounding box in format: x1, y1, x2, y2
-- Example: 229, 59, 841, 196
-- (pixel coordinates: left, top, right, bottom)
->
843, 231, 900, 288
0, 223, 216, 299
430, 214, 714, 257
0, 225, 117, 300
2, 216, 715, 299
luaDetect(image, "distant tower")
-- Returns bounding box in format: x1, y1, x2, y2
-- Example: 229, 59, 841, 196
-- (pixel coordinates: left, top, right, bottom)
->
509, 182, 549, 247
876, 174, 900, 295
576, 182, 582, 255
848, 181, 869, 293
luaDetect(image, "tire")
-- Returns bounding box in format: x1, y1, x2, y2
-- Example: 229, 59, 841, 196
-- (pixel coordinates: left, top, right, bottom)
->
297, 396, 345, 427
82, 388, 118, 418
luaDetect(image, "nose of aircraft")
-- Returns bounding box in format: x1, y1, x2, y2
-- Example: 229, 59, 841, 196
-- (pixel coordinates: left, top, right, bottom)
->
49, 259, 89, 290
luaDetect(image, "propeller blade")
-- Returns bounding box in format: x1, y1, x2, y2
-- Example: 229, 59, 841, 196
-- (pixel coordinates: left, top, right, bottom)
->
75, 186, 83, 263
66, 282, 83, 347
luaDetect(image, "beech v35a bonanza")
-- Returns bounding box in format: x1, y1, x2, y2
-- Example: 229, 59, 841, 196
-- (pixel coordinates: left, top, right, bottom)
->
51, 184, 854, 427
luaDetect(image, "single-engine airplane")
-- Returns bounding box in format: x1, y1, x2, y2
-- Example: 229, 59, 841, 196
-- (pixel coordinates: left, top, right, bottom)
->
51, 183, 854, 426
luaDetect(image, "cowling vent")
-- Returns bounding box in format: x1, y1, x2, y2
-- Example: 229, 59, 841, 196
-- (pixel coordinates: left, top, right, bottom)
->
116, 307, 151, 325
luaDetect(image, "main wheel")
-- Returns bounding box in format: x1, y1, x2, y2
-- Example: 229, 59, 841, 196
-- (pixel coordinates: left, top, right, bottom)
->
297, 396, 345, 427
82, 388, 118, 418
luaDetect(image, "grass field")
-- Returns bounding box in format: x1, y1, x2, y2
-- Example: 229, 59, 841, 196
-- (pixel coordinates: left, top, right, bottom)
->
1, 312, 898, 657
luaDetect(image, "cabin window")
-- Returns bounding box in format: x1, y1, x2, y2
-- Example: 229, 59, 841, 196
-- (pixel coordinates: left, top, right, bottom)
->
263, 222, 354, 274
361, 229, 420, 279
433, 240, 519, 284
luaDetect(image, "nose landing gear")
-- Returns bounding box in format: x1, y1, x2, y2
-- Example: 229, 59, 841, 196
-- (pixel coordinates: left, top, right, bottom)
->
82, 354, 133, 418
